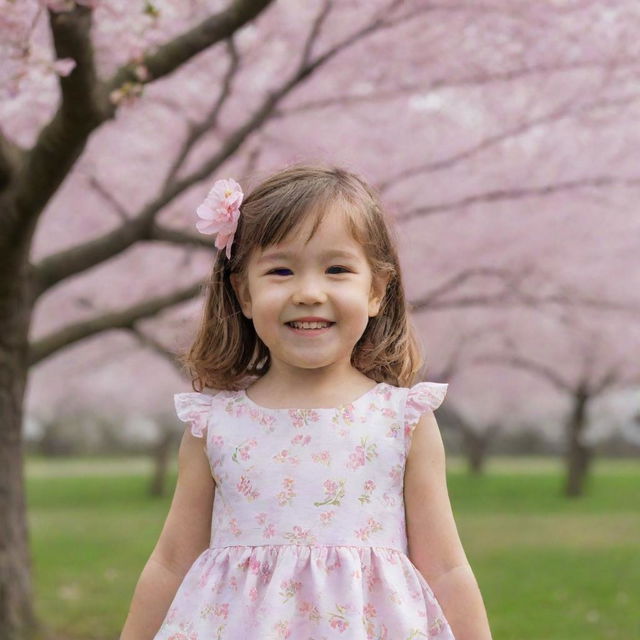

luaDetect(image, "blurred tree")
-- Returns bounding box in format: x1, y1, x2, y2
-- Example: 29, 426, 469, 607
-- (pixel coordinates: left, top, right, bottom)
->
3, 1, 640, 638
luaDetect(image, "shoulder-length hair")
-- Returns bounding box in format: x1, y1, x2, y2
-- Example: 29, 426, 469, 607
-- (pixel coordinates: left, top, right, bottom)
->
178, 163, 427, 391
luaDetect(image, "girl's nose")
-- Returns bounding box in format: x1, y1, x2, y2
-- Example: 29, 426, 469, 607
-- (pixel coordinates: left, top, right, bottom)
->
291, 275, 327, 305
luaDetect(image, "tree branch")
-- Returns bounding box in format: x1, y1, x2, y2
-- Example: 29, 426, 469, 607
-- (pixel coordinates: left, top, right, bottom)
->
398, 176, 640, 222
14, 5, 104, 229
0, 130, 25, 193
12, 0, 276, 242
86, 174, 130, 221
470, 352, 573, 392
106, 0, 273, 93
379, 93, 640, 193
409, 265, 640, 315
32, 3, 399, 297
126, 325, 184, 372
163, 38, 241, 189
28, 280, 204, 366
150, 223, 216, 249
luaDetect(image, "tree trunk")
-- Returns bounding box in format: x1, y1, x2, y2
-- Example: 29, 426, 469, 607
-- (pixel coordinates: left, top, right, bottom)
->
464, 430, 487, 474
0, 207, 42, 639
564, 390, 591, 497
462, 423, 498, 475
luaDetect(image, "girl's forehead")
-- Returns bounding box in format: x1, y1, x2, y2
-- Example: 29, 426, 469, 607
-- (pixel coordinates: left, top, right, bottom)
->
255, 200, 366, 253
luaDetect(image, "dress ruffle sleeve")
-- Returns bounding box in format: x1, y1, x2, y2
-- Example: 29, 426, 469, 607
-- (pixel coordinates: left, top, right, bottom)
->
173, 392, 215, 438
404, 382, 448, 454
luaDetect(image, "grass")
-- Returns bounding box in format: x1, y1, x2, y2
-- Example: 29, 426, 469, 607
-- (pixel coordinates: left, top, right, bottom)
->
25, 455, 639, 640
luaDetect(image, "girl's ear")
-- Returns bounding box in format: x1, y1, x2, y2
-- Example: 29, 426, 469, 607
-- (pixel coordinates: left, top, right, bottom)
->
368, 272, 390, 317
230, 273, 252, 319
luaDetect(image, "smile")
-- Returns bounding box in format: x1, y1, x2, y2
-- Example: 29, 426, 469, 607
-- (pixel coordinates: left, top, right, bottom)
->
285, 322, 335, 335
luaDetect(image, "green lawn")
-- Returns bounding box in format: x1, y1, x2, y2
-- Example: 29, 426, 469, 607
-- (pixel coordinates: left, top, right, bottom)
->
25, 455, 639, 640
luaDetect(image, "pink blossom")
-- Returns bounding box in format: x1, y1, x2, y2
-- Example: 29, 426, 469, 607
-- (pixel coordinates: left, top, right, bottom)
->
52, 58, 76, 77
195, 178, 243, 260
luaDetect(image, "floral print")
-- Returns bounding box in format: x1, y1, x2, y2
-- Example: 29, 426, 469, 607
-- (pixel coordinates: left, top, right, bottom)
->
155, 381, 453, 639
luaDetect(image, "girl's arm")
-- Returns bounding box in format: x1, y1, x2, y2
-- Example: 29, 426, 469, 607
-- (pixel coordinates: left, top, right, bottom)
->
404, 410, 493, 640
120, 428, 215, 639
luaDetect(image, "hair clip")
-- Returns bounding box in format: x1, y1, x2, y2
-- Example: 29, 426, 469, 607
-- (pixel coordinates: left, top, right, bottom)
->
195, 178, 243, 259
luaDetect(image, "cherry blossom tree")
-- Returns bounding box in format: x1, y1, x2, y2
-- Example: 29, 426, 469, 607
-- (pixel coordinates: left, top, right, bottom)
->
0, 0, 440, 636
472, 309, 640, 496
2, 1, 640, 637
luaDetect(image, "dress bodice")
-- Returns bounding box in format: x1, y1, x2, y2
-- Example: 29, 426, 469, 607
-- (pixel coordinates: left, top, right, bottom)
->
174, 381, 448, 553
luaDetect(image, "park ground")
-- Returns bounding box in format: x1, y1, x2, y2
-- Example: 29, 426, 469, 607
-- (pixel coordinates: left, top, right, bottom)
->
26, 455, 639, 640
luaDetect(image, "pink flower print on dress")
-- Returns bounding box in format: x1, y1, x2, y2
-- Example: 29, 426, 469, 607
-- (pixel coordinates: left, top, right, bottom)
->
277, 476, 297, 506
328, 603, 354, 632
236, 475, 260, 501
231, 437, 258, 463
389, 462, 403, 485
229, 518, 242, 536
289, 408, 321, 428
195, 178, 243, 260
212, 434, 224, 448
272, 448, 300, 465
382, 491, 398, 507
363, 563, 382, 592
313, 478, 346, 507
297, 600, 322, 623
319, 510, 336, 525
255, 511, 277, 538
358, 479, 376, 504
290, 433, 312, 447
240, 553, 275, 585
243, 406, 279, 433
271, 619, 292, 639
279, 578, 303, 603
354, 517, 383, 542
331, 406, 359, 435
311, 449, 331, 466
385, 420, 402, 439
166, 620, 199, 640
346, 436, 378, 470
282, 525, 317, 544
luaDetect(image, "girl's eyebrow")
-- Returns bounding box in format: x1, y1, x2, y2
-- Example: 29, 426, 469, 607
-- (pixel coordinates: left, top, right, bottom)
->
257, 249, 360, 264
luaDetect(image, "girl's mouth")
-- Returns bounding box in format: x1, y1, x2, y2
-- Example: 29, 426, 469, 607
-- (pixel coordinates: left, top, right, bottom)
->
285, 322, 335, 335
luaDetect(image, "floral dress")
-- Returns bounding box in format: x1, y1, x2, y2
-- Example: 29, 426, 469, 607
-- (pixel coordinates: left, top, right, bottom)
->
153, 381, 455, 640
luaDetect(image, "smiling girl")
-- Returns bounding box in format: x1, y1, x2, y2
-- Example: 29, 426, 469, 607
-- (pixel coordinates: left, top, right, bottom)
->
120, 164, 492, 640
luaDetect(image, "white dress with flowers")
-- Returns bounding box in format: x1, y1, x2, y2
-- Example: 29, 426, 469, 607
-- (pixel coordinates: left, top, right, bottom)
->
152, 381, 455, 640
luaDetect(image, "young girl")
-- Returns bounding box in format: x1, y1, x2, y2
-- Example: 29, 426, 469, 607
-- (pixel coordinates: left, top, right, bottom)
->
120, 164, 492, 640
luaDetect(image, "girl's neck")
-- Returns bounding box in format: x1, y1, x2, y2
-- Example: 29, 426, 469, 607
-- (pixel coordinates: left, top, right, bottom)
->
246, 371, 377, 408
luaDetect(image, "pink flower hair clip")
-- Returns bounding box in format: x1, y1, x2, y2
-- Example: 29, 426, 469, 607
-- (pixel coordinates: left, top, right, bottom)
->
195, 178, 244, 259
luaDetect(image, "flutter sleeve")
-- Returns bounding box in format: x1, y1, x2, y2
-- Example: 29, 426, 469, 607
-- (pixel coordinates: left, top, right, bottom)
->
173, 392, 215, 438
403, 381, 448, 454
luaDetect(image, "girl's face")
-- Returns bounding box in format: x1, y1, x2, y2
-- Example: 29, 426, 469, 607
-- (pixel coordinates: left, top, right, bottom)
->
230, 204, 388, 378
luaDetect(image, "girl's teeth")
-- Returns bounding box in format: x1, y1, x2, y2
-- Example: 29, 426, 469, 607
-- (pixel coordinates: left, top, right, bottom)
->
289, 322, 331, 329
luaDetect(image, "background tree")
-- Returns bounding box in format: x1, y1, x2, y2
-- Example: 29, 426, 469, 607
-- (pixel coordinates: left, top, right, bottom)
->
2, 1, 640, 638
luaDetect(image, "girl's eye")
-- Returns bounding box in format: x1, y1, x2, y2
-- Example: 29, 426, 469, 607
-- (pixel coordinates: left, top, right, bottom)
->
267, 266, 350, 276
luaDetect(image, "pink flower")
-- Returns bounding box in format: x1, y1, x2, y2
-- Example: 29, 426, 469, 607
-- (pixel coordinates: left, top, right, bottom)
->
195, 178, 243, 260
52, 58, 76, 77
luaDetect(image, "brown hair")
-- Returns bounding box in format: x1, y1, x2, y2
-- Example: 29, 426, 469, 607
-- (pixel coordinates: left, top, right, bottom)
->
178, 163, 426, 391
